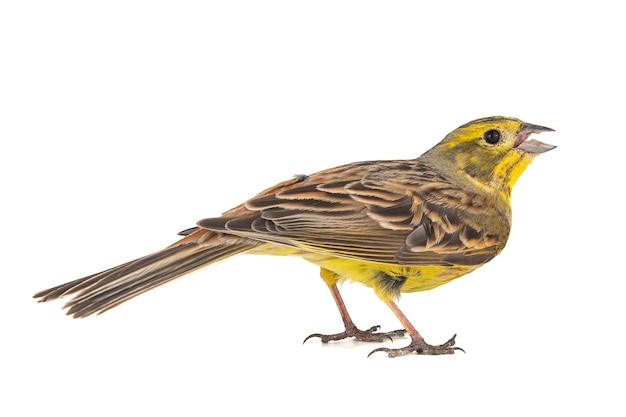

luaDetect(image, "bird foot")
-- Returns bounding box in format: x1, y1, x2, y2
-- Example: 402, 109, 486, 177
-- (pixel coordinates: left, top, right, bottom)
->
303, 324, 406, 344
368, 334, 464, 358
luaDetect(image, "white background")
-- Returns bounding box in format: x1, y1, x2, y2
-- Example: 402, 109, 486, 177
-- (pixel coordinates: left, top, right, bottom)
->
2, 1, 624, 416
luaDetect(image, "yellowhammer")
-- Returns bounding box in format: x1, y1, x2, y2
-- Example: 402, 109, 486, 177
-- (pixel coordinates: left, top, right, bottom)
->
34, 116, 555, 357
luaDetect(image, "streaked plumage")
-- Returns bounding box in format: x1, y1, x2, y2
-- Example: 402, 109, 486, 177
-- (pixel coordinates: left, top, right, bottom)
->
34, 116, 555, 357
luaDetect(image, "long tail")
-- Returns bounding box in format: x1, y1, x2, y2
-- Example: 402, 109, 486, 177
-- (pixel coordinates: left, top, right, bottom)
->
33, 230, 260, 318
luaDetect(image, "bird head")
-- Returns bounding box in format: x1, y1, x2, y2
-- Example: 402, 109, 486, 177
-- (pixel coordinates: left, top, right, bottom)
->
424, 116, 555, 196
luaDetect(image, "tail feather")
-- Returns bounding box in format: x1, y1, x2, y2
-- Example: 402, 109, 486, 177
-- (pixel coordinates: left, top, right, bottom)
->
34, 241, 259, 318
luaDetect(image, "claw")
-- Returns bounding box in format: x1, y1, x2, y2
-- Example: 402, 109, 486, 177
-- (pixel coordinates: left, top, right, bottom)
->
364, 325, 382, 333
367, 347, 391, 358
303, 333, 324, 344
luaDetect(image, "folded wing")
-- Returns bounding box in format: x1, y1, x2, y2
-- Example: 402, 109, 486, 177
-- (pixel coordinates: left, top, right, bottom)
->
199, 160, 506, 267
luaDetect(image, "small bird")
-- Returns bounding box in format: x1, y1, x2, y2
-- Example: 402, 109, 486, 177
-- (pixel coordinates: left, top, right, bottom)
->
34, 116, 555, 357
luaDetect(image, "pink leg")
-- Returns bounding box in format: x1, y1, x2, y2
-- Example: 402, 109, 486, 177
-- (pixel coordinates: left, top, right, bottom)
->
304, 283, 406, 344
368, 300, 463, 357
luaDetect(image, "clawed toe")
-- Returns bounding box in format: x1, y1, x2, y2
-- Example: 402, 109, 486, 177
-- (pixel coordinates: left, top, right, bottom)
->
368, 334, 463, 358
303, 324, 406, 344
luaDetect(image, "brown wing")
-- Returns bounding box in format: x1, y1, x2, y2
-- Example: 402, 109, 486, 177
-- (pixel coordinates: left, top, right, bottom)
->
198, 159, 509, 266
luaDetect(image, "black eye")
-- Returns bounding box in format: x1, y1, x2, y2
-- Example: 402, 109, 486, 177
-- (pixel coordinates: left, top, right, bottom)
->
484, 129, 500, 144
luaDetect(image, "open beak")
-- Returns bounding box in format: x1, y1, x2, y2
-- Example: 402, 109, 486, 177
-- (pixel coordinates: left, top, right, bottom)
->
514, 122, 556, 154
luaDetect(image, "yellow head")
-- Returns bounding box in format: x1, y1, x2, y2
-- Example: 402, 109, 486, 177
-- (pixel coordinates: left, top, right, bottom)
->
423, 116, 555, 197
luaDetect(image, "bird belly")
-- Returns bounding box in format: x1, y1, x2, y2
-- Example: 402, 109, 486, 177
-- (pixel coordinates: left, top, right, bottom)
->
311, 257, 477, 298
250, 244, 476, 300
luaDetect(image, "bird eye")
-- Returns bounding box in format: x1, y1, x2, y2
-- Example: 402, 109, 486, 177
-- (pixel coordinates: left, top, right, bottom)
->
484, 129, 500, 144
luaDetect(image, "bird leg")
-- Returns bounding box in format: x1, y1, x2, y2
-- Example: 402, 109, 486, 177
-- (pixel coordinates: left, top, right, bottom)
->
368, 300, 463, 357
304, 283, 406, 344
